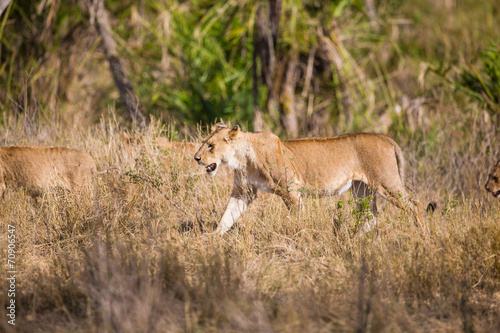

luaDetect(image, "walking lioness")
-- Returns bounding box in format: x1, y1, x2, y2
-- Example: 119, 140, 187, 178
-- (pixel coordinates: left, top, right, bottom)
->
485, 160, 500, 199
194, 123, 425, 235
0, 146, 96, 197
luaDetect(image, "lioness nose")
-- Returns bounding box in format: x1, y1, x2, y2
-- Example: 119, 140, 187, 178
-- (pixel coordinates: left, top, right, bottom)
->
194, 156, 201, 162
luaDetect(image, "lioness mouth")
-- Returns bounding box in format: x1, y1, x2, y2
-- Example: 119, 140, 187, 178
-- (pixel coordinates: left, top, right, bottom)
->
493, 190, 500, 198
206, 163, 217, 173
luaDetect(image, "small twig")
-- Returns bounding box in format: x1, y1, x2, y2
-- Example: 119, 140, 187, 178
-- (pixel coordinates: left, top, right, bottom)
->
96, 166, 122, 175
480, 91, 500, 113
33, 234, 89, 248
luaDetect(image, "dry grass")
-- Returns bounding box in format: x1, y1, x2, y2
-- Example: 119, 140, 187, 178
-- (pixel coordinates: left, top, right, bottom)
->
0, 109, 499, 332
2, 0, 499, 331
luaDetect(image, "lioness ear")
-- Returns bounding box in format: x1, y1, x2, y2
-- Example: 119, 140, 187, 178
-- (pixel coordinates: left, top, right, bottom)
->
229, 125, 240, 138
211, 122, 227, 132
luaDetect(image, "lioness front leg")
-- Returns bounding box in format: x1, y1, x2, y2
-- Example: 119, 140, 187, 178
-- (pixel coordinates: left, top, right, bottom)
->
216, 185, 256, 235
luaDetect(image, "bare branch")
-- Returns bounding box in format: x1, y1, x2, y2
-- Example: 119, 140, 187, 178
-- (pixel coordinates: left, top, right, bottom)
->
86, 0, 147, 128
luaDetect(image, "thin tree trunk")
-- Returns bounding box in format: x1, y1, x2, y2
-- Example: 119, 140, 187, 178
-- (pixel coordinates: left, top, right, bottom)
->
253, 0, 282, 131
254, 0, 299, 137
268, 0, 281, 51
319, 34, 352, 127
364, 0, 380, 32
87, 0, 146, 128
255, 4, 275, 91
279, 52, 298, 138
252, 36, 264, 132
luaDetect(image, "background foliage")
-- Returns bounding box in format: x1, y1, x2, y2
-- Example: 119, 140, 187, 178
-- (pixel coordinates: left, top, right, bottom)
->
2, 0, 498, 136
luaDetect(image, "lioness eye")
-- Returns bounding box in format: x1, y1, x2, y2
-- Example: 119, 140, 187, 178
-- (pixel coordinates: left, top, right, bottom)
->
493, 176, 498, 182
208, 144, 214, 150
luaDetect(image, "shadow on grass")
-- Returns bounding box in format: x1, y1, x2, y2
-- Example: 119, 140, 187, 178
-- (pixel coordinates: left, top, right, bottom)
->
177, 219, 212, 233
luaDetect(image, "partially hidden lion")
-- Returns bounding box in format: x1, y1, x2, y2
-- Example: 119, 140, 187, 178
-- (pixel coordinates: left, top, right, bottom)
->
485, 160, 500, 199
159, 139, 198, 159
122, 133, 198, 161
0, 146, 97, 197
194, 123, 426, 235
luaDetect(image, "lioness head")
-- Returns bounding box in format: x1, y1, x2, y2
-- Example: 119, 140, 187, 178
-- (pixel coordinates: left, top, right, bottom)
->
194, 123, 241, 176
485, 160, 500, 199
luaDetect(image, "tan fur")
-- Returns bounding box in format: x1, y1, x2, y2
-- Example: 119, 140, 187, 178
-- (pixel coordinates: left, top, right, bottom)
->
0, 146, 96, 197
485, 160, 500, 199
159, 140, 198, 158
194, 123, 425, 235
121, 133, 198, 161
121, 133, 144, 146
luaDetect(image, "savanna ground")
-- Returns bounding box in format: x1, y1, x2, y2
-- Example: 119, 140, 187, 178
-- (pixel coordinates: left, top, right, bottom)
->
0, 112, 498, 332
1, 0, 500, 332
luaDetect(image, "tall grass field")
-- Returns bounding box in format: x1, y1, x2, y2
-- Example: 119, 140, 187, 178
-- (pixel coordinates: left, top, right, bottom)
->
0, 113, 498, 332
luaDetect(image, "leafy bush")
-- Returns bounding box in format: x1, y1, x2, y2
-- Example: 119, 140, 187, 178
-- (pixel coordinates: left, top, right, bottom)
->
459, 42, 500, 112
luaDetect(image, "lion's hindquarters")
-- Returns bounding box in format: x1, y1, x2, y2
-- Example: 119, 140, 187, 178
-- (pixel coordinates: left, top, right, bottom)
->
0, 147, 96, 197
370, 174, 426, 232
33, 152, 95, 193
65, 153, 97, 191
355, 137, 426, 232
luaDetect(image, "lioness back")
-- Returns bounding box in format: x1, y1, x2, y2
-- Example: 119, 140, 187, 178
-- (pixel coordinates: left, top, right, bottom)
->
284, 133, 404, 191
0, 146, 97, 197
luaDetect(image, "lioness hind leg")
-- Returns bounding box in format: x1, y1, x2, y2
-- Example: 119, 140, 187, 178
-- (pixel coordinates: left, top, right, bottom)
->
375, 185, 427, 233
408, 197, 427, 232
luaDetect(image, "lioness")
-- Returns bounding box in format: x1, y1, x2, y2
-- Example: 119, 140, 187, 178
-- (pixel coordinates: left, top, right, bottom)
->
0, 146, 97, 197
160, 140, 198, 159
485, 160, 500, 199
194, 123, 425, 235
122, 133, 198, 161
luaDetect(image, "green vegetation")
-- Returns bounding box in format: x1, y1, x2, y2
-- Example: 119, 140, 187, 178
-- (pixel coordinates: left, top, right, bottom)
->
2, 0, 498, 135
0, 0, 499, 331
